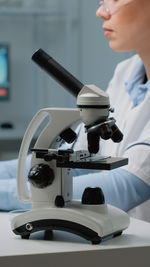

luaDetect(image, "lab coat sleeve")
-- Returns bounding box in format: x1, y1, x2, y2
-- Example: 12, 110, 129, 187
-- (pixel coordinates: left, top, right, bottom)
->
0, 154, 31, 180
73, 169, 150, 212
0, 168, 149, 212
122, 119, 150, 186
0, 158, 18, 179
0, 157, 150, 211
0, 155, 32, 211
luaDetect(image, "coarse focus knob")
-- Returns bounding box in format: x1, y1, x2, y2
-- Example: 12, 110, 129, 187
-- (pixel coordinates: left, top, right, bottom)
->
28, 164, 54, 188
82, 187, 105, 205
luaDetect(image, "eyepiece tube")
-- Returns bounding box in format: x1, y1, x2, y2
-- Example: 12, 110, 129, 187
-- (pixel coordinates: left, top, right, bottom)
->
32, 49, 84, 97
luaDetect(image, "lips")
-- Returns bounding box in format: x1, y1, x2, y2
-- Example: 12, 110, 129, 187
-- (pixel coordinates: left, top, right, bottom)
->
103, 26, 114, 37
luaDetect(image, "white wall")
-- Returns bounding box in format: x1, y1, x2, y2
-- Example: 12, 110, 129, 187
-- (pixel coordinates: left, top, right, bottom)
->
0, 1, 81, 159
0, 2, 80, 143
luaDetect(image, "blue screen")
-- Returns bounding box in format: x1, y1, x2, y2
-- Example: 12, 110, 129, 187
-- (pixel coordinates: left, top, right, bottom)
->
0, 45, 9, 100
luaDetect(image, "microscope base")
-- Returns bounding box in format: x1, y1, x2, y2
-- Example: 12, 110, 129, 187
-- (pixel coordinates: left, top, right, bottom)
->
11, 202, 130, 244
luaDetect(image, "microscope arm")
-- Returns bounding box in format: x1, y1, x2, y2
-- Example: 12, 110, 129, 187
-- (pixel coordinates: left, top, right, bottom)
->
17, 108, 80, 203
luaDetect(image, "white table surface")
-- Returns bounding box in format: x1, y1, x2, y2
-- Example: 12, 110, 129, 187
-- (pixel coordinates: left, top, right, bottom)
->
0, 212, 150, 267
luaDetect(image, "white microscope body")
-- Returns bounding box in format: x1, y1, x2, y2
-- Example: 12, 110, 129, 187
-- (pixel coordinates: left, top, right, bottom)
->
11, 49, 130, 244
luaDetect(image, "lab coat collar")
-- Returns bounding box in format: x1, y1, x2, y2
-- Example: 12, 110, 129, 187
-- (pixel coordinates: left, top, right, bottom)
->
124, 55, 150, 108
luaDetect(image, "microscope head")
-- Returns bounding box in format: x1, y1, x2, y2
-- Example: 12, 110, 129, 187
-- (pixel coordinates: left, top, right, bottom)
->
77, 84, 113, 154
77, 84, 110, 126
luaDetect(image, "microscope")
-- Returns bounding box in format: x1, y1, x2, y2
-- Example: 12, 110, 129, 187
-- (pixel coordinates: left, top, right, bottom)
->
11, 49, 130, 244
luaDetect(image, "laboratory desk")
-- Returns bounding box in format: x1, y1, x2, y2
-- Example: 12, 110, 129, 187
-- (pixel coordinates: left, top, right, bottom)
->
0, 213, 150, 267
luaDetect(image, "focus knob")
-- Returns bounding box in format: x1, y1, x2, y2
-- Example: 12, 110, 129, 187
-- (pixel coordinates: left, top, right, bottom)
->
28, 164, 54, 188
82, 187, 105, 205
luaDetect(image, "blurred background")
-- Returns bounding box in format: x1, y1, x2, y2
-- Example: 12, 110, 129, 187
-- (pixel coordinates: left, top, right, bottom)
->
0, 0, 132, 160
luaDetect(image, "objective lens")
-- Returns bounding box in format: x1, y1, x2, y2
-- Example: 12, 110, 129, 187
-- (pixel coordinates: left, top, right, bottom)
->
87, 132, 100, 154
99, 124, 112, 140
111, 124, 123, 143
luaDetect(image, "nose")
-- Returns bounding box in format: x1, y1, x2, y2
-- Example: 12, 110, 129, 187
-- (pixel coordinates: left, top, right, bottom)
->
96, 5, 111, 20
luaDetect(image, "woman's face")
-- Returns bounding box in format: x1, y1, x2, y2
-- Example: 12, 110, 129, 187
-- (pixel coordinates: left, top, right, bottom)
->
96, 0, 150, 54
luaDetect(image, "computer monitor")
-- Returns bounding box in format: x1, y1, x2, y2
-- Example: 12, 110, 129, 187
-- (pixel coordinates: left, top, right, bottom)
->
0, 45, 9, 100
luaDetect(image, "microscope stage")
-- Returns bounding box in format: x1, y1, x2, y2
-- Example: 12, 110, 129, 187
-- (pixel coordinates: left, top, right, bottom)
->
57, 157, 128, 170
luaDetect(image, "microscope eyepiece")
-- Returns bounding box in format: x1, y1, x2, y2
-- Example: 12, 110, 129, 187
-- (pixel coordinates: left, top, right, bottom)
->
32, 49, 84, 97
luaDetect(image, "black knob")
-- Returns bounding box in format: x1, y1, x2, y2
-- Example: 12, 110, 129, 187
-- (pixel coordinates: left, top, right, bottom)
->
60, 128, 77, 144
28, 164, 54, 188
82, 187, 105, 205
55, 195, 65, 208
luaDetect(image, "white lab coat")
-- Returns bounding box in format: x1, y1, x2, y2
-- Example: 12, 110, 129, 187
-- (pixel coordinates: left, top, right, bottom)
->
104, 55, 150, 221
75, 54, 150, 221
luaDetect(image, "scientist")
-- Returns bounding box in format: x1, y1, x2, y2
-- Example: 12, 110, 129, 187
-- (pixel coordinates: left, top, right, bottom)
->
0, 0, 150, 221
73, 0, 150, 221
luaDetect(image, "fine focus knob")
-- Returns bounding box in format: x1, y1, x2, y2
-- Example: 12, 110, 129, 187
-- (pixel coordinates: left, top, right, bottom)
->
82, 187, 105, 205
28, 164, 54, 188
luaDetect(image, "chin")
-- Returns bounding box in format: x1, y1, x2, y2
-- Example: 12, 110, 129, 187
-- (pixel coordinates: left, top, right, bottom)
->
109, 41, 132, 53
